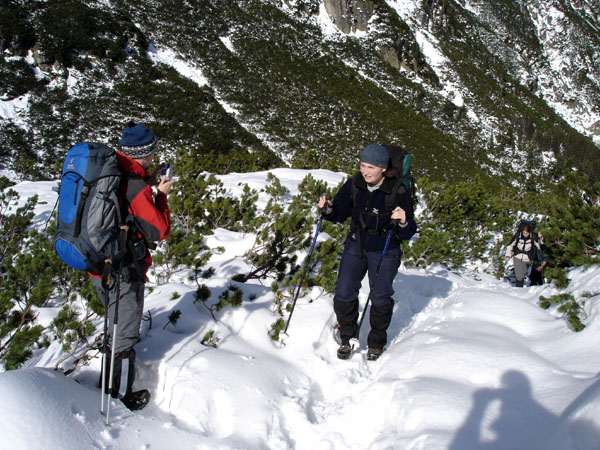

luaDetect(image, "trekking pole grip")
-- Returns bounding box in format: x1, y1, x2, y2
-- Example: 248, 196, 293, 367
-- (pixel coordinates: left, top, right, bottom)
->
319, 193, 332, 216
101, 260, 113, 288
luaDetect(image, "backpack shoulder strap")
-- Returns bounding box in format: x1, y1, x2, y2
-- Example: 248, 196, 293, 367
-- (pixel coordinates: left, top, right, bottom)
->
119, 172, 137, 221
511, 230, 519, 243
351, 172, 361, 209
386, 177, 407, 213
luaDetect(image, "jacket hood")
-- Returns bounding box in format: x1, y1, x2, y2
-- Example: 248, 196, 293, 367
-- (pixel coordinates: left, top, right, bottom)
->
116, 151, 150, 178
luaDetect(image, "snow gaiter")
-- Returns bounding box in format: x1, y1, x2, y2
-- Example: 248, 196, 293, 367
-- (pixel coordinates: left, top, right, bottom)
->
367, 300, 394, 349
334, 298, 359, 345
103, 348, 136, 397
125, 348, 136, 395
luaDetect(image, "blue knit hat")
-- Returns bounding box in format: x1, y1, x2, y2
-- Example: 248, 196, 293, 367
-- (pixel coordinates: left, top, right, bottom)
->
360, 144, 389, 168
120, 121, 158, 159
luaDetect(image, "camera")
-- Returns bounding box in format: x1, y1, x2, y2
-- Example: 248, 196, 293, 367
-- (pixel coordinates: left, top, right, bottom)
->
160, 163, 173, 180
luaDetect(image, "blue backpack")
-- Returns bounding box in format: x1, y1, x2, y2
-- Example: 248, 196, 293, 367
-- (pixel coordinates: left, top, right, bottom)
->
54, 142, 124, 274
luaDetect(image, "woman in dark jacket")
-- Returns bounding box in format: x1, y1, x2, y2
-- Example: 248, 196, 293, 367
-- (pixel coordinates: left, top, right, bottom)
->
318, 144, 416, 360
504, 223, 541, 287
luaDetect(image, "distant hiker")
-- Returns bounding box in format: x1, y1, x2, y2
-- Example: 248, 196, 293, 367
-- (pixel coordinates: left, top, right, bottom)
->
505, 222, 541, 288
317, 143, 416, 361
91, 122, 174, 410
529, 231, 549, 286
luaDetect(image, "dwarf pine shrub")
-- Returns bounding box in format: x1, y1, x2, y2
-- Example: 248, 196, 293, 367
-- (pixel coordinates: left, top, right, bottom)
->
538, 293, 585, 332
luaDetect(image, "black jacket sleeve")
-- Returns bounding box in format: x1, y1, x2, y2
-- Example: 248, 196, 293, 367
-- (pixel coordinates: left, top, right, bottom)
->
393, 188, 417, 240
323, 178, 354, 224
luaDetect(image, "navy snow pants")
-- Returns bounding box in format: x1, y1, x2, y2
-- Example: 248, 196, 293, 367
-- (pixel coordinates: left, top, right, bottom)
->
334, 235, 401, 349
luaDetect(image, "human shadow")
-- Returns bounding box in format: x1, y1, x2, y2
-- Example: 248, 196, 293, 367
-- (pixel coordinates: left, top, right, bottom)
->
450, 370, 557, 449
449, 370, 600, 450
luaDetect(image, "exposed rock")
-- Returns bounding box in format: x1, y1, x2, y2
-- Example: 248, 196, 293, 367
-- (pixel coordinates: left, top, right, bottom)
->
31, 42, 65, 75
378, 45, 400, 70
31, 42, 54, 72
324, 0, 374, 34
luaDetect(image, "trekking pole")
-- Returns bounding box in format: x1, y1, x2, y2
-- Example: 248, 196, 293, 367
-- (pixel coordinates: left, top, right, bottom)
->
105, 225, 128, 426
105, 265, 120, 426
283, 212, 325, 335
100, 265, 111, 416
354, 226, 394, 340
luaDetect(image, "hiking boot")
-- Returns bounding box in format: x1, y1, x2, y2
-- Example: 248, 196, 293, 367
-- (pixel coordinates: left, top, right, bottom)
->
337, 344, 352, 360
122, 389, 151, 411
367, 348, 384, 361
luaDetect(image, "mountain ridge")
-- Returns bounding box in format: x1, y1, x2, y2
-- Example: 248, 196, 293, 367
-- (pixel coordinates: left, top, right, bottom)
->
1, 0, 599, 188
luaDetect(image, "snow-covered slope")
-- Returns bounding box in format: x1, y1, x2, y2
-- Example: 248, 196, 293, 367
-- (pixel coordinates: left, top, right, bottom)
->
1, 172, 600, 450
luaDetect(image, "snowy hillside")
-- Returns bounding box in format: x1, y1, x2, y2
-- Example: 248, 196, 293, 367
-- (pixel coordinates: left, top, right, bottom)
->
2, 0, 600, 185
1, 170, 600, 450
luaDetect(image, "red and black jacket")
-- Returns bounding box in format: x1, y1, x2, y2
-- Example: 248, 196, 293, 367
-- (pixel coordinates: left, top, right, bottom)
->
116, 152, 171, 275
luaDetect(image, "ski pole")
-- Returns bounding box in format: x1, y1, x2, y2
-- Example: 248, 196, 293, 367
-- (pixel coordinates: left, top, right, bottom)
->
354, 226, 394, 340
284, 214, 324, 334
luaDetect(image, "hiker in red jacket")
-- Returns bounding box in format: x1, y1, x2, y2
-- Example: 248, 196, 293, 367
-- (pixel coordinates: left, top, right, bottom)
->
91, 121, 174, 410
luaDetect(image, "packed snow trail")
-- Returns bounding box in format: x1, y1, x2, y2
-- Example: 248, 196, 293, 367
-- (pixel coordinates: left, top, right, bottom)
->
2, 256, 600, 449
271, 267, 600, 450
133, 257, 600, 449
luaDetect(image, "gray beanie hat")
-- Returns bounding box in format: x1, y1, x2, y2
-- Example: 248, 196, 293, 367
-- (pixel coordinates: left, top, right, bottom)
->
360, 144, 389, 168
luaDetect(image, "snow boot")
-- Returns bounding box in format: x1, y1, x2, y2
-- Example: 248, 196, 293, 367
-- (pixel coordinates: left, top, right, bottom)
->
366, 348, 384, 361
337, 344, 352, 360
119, 348, 150, 410
122, 390, 151, 410
515, 279, 524, 287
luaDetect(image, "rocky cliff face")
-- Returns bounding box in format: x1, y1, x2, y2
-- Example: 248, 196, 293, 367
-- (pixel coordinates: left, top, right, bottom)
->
323, 0, 374, 33
524, 0, 600, 137
320, 0, 600, 146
